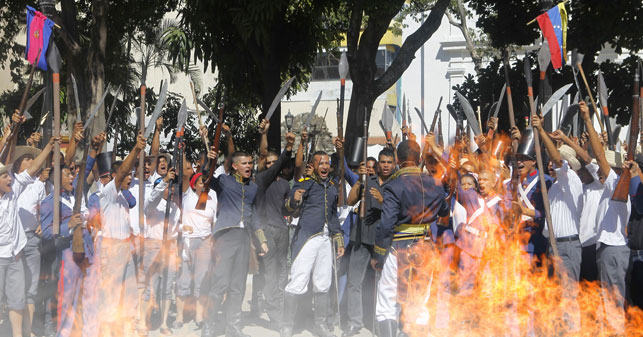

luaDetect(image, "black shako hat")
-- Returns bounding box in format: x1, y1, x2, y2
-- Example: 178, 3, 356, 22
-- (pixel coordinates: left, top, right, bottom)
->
96, 152, 113, 177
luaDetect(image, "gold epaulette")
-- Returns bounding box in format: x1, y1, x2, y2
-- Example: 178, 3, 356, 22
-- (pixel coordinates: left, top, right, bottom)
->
298, 177, 310, 182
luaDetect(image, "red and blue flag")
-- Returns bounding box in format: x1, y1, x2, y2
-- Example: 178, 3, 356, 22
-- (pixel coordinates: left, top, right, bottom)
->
25, 6, 55, 71
536, 3, 568, 69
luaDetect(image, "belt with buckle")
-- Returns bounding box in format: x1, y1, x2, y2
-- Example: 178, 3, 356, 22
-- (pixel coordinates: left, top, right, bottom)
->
393, 223, 431, 242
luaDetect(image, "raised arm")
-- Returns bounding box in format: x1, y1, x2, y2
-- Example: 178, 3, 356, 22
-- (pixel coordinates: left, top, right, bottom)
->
148, 117, 163, 174
346, 163, 367, 206
1, 111, 26, 164
532, 114, 562, 167
27, 136, 57, 177
115, 132, 146, 190
64, 122, 83, 166
257, 119, 269, 171
581, 101, 610, 178
550, 130, 592, 164
294, 130, 308, 181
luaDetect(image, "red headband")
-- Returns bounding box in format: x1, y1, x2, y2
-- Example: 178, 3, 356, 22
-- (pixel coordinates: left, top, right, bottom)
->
190, 172, 203, 190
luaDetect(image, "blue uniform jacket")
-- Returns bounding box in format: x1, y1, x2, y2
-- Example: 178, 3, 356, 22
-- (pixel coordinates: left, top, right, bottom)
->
374, 167, 449, 264
284, 174, 343, 259
210, 173, 263, 241
507, 169, 553, 256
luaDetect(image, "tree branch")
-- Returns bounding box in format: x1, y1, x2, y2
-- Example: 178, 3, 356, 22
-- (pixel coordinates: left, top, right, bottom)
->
373, 0, 450, 95
445, 11, 461, 28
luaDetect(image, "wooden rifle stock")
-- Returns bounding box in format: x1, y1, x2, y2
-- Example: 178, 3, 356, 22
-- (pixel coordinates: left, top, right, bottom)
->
71, 120, 94, 258
359, 114, 368, 220
612, 67, 640, 202
196, 102, 225, 210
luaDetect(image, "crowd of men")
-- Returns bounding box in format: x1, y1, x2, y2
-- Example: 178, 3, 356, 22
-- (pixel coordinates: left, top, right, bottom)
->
0, 96, 642, 337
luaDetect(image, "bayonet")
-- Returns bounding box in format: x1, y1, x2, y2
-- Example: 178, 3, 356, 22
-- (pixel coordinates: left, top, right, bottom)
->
144, 80, 168, 138
455, 92, 481, 135
265, 77, 295, 121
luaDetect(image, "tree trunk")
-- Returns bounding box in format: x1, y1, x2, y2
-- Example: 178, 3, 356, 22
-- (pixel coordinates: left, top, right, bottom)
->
87, 0, 109, 136
343, 0, 450, 153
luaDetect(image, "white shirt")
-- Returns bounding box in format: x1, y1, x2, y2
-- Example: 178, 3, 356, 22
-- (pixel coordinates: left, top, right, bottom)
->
18, 179, 47, 232
144, 180, 180, 240
596, 168, 630, 247
579, 163, 603, 246
544, 161, 583, 238
182, 188, 217, 238
128, 176, 154, 236
0, 171, 35, 257
99, 180, 133, 240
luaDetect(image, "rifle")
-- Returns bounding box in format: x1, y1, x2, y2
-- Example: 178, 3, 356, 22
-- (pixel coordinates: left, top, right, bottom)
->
430, 97, 443, 133
524, 56, 559, 257
196, 89, 224, 210
612, 64, 640, 202
160, 123, 185, 316
69, 82, 110, 262
359, 107, 368, 220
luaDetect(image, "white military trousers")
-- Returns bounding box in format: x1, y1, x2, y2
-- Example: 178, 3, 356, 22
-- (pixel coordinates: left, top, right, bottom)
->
285, 234, 332, 295
376, 252, 398, 322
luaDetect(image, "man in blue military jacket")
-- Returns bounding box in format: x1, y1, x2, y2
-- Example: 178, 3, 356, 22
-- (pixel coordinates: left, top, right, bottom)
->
202, 150, 268, 337
281, 150, 345, 337
371, 140, 448, 337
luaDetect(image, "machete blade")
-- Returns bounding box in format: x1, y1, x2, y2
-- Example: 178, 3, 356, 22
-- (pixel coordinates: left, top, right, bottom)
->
455, 92, 481, 135
540, 83, 573, 117
144, 80, 169, 138
265, 77, 295, 121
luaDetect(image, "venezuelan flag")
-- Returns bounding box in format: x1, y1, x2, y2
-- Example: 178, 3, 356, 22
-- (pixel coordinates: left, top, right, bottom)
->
536, 2, 567, 69
25, 6, 55, 71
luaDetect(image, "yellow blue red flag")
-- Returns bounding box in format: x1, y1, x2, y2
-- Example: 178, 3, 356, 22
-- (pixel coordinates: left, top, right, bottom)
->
536, 2, 567, 69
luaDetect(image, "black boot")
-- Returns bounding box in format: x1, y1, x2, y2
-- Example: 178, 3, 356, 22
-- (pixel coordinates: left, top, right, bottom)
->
312, 292, 335, 337
225, 306, 249, 337
377, 320, 397, 337
202, 295, 223, 337
280, 292, 299, 337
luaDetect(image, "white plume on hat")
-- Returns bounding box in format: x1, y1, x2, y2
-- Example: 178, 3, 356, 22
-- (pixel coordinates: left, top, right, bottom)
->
559, 144, 581, 171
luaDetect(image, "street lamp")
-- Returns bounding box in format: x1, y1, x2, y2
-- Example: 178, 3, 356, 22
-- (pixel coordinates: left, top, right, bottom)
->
285, 109, 294, 132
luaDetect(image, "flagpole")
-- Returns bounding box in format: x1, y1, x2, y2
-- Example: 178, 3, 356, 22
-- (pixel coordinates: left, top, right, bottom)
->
526, 0, 570, 25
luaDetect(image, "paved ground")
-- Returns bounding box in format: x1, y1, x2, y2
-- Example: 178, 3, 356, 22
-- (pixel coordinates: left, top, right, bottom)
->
146, 278, 375, 337
0, 277, 375, 337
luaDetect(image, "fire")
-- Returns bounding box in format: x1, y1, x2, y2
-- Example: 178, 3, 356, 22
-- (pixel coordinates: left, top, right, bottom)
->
398, 135, 643, 337
397, 219, 643, 336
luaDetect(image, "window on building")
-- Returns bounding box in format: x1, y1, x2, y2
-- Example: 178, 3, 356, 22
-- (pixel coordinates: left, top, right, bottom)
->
312, 48, 397, 81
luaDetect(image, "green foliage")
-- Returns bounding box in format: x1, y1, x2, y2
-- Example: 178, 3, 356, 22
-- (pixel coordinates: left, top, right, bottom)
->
201, 85, 262, 157
452, 55, 641, 133
466, 0, 643, 53
177, 0, 345, 114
